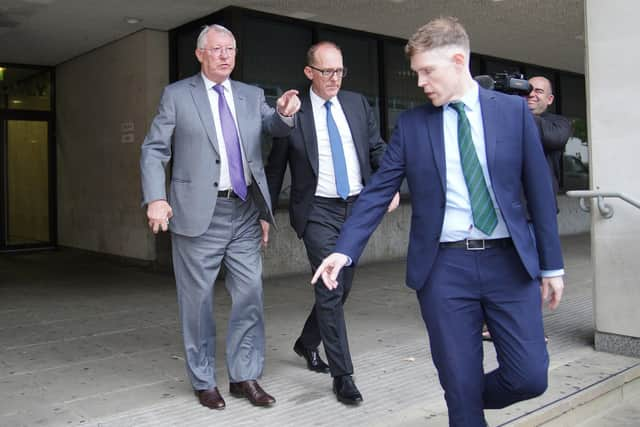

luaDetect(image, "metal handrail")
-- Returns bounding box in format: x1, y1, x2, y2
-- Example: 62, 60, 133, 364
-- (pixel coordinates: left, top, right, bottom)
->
566, 190, 640, 219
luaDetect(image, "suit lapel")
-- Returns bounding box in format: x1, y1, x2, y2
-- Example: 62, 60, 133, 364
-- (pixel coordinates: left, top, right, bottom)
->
425, 105, 446, 193
478, 88, 498, 177
299, 94, 320, 176
189, 74, 220, 155
230, 80, 251, 156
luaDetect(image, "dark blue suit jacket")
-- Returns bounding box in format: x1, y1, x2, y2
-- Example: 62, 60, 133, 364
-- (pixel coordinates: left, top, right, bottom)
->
334, 87, 564, 290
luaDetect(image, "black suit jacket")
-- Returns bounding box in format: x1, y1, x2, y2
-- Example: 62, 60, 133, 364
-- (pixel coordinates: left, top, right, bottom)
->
533, 111, 572, 193
266, 89, 386, 237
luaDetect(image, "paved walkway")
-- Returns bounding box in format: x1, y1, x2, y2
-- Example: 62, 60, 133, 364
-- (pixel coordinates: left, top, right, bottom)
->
0, 234, 638, 426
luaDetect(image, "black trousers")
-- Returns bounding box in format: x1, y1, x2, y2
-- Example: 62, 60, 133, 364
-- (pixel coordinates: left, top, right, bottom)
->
299, 195, 357, 377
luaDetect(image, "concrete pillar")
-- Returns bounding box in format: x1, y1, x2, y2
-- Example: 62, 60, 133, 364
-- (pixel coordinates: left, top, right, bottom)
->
585, 0, 640, 357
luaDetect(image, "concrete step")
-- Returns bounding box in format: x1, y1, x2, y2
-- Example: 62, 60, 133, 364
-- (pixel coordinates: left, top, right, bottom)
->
363, 349, 640, 427
530, 360, 640, 427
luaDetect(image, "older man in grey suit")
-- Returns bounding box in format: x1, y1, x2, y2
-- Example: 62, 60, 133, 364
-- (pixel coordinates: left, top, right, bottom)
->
140, 24, 300, 410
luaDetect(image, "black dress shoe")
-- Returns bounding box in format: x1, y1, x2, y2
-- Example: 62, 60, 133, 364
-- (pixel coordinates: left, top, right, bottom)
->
195, 387, 226, 410
333, 375, 363, 405
294, 338, 330, 373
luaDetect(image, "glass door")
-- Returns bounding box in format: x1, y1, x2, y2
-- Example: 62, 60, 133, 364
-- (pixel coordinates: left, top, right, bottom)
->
2, 119, 52, 246
0, 64, 55, 250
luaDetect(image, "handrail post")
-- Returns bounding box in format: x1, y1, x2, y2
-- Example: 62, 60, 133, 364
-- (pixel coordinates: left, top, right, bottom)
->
566, 190, 639, 219
596, 196, 614, 218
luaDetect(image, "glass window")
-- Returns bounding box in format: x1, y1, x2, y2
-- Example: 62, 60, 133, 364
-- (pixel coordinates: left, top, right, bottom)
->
484, 59, 521, 76
241, 17, 312, 106
469, 54, 483, 77
317, 29, 379, 109
169, 7, 589, 199
0, 67, 52, 111
240, 17, 312, 203
383, 40, 424, 139
174, 26, 206, 81
559, 74, 586, 119
559, 74, 588, 190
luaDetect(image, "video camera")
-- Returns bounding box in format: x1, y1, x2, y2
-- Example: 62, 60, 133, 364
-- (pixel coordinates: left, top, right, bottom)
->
474, 72, 532, 96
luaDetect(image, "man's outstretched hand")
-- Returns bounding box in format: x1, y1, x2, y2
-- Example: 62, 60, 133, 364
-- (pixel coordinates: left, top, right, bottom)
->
311, 253, 349, 290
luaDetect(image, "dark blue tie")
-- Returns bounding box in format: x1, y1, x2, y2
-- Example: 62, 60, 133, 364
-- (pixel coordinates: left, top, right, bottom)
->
214, 84, 247, 201
324, 100, 350, 199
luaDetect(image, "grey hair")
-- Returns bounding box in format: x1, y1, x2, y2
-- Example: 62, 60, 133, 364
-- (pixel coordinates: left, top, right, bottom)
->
196, 24, 236, 49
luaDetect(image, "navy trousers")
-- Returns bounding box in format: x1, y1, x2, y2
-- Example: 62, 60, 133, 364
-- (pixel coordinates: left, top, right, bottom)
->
416, 244, 549, 427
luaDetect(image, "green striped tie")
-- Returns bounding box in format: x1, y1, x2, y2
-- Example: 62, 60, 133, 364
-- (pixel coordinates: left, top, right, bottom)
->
450, 102, 498, 235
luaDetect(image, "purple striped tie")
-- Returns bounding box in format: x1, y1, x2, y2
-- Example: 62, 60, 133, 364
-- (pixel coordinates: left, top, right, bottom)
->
214, 84, 247, 200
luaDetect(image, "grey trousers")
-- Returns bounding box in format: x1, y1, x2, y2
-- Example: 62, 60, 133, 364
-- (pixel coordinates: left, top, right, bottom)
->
171, 197, 265, 391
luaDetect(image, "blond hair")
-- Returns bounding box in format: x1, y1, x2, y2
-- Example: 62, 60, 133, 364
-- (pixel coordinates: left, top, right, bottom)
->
405, 17, 470, 58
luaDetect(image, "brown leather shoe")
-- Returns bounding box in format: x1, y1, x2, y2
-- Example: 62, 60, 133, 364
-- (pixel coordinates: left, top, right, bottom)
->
229, 380, 276, 406
196, 387, 225, 410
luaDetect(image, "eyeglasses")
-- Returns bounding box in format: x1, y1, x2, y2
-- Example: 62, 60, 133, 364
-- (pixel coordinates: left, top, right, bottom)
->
199, 46, 237, 56
308, 65, 348, 79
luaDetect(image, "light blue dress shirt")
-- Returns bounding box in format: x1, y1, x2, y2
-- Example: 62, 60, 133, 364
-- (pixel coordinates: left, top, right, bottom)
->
441, 82, 563, 278
440, 83, 509, 242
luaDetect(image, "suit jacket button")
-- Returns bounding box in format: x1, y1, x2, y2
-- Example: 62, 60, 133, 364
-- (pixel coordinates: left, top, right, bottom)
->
214, 182, 218, 187
215, 159, 220, 164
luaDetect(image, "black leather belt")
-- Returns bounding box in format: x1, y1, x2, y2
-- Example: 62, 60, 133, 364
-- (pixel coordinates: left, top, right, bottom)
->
314, 194, 359, 203
439, 238, 513, 250
217, 185, 250, 199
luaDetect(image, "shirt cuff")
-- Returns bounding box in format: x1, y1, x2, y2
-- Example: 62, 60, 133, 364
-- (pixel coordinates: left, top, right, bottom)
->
278, 112, 294, 127
342, 254, 353, 267
540, 268, 564, 277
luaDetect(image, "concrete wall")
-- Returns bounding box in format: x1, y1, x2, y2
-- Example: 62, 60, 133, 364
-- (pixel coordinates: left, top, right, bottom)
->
56, 30, 168, 260
586, 0, 640, 357
263, 201, 411, 279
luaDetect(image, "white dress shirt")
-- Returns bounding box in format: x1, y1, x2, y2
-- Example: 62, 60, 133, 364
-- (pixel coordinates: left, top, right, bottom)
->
202, 74, 252, 190
309, 88, 364, 198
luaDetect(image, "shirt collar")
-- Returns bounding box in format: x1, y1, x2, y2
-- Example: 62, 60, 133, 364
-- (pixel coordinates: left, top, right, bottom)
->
309, 86, 338, 109
201, 73, 231, 92
445, 81, 480, 112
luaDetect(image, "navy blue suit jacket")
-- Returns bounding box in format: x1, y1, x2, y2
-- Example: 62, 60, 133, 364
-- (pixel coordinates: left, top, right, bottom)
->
334, 87, 564, 290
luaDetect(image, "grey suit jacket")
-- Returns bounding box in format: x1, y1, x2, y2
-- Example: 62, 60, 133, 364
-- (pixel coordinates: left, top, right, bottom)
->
140, 74, 293, 237
265, 89, 386, 237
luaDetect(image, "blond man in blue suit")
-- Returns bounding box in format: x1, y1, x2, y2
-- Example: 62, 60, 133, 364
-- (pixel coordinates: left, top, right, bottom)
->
313, 17, 564, 426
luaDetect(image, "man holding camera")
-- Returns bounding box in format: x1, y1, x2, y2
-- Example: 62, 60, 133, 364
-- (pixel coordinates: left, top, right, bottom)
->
527, 76, 572, 200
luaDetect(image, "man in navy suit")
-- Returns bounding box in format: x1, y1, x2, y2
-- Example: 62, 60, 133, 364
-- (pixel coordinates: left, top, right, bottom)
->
266, 41, 398, 405
312, 17, 565, 426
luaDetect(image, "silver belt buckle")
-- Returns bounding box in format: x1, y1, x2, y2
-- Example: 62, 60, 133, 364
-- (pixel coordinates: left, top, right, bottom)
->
466, 239, 485, 250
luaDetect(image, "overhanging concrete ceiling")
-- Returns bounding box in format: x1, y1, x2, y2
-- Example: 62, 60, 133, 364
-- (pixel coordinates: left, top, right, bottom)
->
0, 0, 584, 73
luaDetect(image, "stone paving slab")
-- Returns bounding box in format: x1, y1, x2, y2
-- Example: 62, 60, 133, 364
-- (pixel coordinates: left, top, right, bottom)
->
1, 234, 639, 427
